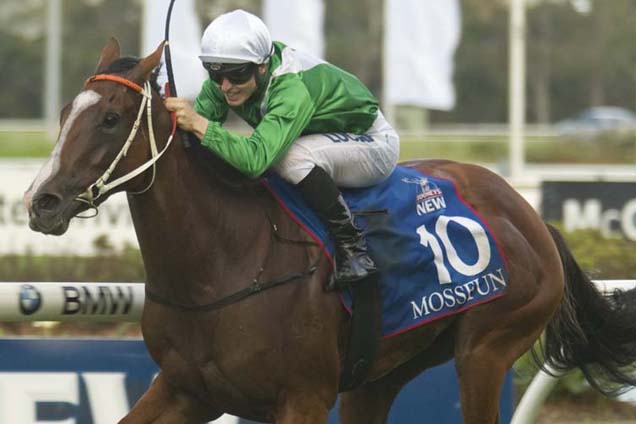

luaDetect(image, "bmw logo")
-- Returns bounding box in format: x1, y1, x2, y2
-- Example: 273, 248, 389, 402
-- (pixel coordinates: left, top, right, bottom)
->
19, 284, 42, 315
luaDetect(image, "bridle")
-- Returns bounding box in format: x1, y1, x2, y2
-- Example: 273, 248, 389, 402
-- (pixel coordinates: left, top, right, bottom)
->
75, 74, 177, 214
75, 0, 179, 214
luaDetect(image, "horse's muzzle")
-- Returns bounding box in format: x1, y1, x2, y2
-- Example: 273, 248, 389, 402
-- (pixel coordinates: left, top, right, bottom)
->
28, 192, 71, 235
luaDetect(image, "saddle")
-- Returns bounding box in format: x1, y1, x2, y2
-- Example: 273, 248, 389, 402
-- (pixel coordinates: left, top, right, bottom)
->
262, 165, 510, 390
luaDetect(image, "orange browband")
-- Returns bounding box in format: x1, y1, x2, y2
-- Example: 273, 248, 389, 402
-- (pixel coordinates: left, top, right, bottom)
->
85, 74, 143, 93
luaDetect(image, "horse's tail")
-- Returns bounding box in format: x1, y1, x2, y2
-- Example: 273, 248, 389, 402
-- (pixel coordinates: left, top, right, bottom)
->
540, 223, 636, 395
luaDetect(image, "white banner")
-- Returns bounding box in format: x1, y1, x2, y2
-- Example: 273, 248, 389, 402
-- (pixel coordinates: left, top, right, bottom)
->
384, 0, 461, 110
142, 0, 206, 100
0, 160, 137, 255
263, 0, 325, 58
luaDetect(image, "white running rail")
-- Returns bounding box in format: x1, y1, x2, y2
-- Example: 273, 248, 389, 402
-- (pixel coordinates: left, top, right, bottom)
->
511, 280, 636, 424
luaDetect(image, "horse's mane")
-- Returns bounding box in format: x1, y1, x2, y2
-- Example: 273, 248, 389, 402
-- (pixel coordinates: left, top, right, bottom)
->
99, 56, 162, 93
185, 142, 265, 194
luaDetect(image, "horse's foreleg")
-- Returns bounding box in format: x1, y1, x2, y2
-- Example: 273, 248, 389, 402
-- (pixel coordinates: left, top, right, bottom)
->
119, 373, 220, 424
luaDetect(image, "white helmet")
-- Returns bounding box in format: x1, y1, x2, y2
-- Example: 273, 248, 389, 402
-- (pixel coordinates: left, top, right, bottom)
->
199, 10, 273, 65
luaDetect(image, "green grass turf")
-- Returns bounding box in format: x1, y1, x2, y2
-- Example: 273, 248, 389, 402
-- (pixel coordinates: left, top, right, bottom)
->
2, 130, 634, 164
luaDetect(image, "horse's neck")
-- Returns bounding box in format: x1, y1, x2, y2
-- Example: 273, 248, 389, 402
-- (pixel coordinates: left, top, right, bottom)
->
127, 129, 272, 302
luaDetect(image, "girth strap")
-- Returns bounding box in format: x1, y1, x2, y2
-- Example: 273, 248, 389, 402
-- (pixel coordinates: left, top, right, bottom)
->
145, 264, 318, 313
338, 272, 382, 392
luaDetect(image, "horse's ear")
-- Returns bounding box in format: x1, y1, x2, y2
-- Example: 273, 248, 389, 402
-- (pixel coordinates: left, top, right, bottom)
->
129, 42, 165, 84
96, 37, 121, 74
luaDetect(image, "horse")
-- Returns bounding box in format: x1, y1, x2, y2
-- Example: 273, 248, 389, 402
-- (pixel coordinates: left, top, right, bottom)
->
24, 38, 636, 424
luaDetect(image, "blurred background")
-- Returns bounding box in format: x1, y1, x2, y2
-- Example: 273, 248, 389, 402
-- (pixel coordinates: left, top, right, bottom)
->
1, 0, 636, 423
2, 0, 635, 122
2, 1, 636, 125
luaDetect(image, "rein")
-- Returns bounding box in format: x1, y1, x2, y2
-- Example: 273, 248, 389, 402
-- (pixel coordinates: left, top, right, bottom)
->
163, 0, 195, 148
75, 75, 177, 212
164, 0, 178, 98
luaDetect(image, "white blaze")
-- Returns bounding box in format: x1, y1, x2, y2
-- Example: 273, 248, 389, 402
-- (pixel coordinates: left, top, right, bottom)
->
24, 90, 102, 210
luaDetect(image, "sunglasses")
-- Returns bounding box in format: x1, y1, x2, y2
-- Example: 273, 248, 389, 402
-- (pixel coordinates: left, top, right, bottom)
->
202, 62, 257, 85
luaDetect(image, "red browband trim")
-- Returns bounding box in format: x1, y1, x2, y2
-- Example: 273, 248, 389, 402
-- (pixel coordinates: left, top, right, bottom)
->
85, 75, 144, 93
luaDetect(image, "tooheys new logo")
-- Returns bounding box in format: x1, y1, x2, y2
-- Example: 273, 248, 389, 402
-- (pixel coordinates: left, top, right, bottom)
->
19, 284, 42, 315
402, 177, 447, 216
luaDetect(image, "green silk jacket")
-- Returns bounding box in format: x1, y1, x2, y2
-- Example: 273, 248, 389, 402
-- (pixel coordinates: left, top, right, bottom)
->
194, 41, 379, 178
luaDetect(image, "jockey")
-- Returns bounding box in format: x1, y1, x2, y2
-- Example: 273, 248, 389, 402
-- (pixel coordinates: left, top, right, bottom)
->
165, 9, 400, 287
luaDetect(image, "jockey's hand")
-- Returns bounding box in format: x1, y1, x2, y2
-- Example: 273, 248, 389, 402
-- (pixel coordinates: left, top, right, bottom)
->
164, 97, 208, 140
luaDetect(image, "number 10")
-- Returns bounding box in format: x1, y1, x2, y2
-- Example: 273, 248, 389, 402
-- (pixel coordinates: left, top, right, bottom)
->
416, 216, 492, 284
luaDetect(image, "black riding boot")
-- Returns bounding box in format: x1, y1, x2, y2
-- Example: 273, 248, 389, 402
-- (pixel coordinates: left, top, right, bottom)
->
296, 166, 377, 287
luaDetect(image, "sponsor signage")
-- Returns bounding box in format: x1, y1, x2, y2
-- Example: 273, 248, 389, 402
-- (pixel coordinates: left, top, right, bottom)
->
541, 181, 636, 240
0, 339, 513, 423
0, 160, 138, 255
0, 339, 156, 424
0, 283, 144, 322
401, 177, 447, 216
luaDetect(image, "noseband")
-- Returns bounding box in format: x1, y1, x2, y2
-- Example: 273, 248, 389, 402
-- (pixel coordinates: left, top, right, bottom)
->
76, 74, 177, 212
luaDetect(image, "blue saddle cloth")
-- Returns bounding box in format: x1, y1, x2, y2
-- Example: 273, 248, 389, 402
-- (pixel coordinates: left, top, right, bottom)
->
262, 165, 509, 338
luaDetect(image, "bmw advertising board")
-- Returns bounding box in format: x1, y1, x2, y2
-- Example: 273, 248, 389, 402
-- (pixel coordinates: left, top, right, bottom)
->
18, 284, 42, 316
0, 338, 513, 423
0, 283, 144, 322
541, 181, 636, 240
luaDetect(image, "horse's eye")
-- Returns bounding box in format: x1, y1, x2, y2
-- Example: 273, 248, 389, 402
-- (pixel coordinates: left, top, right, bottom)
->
102, 113, 120, 129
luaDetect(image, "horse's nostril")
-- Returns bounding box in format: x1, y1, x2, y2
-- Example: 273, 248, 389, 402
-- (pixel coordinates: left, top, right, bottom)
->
33, 193, 63, 213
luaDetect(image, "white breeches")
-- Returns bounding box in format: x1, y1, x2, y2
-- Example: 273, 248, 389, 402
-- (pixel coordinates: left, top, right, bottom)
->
273, 111, 400, 188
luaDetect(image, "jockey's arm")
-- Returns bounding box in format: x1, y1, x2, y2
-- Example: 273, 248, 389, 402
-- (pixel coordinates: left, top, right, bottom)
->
164, 81, 229, 139
196, 75, 316, 179
164, 98, 210, 140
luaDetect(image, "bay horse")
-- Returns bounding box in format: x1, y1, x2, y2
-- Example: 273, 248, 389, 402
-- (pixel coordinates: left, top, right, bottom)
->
24, 39, 636, 424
